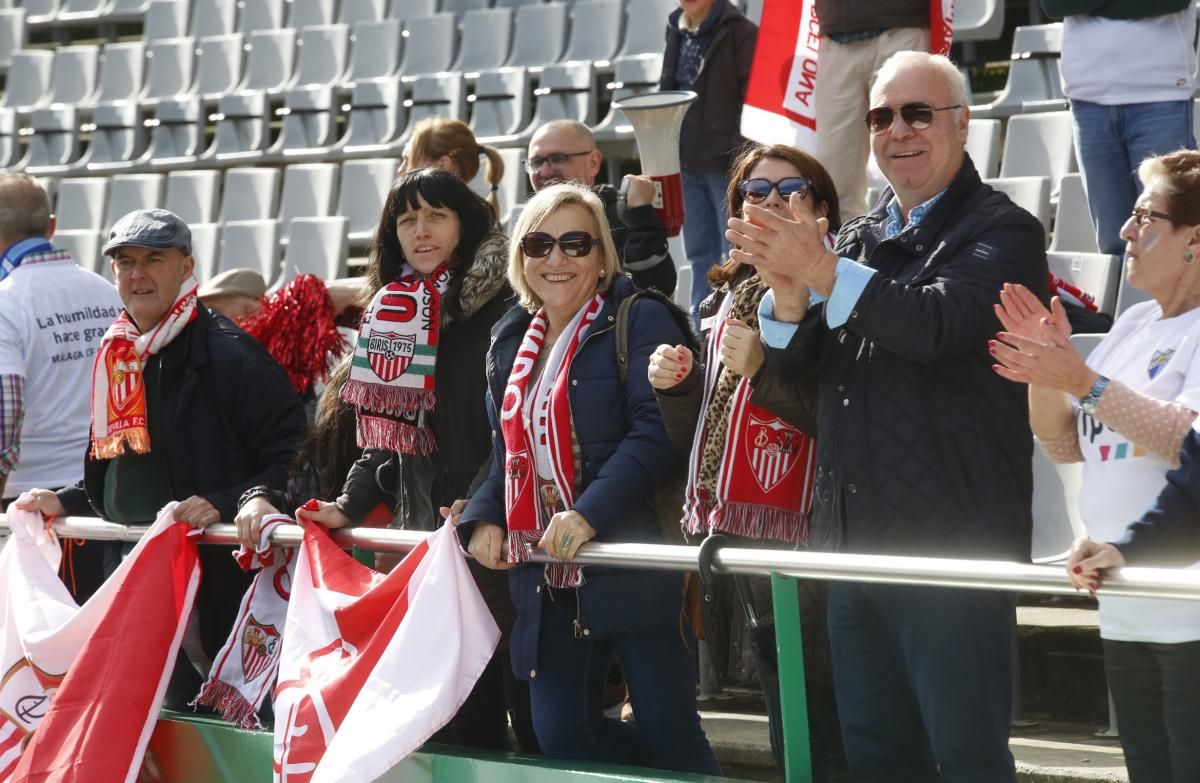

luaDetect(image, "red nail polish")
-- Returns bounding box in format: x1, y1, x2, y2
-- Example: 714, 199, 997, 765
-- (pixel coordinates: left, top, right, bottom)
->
1072, 566, 1082, 574
303, 499, 320, 511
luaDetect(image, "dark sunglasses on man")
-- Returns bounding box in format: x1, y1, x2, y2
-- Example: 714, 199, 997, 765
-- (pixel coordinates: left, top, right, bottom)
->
738, 177, 812, 205
520, 231, 596, 258
864, 102, 962, 135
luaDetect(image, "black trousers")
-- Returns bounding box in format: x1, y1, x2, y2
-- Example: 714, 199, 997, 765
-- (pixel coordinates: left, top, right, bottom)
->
1103, 638, 1200, 783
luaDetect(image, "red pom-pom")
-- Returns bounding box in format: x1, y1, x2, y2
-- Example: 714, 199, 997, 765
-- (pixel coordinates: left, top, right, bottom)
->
240, 274, 347, 393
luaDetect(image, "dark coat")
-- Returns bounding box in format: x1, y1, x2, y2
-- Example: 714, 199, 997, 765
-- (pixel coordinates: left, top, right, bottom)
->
459, 275, 691, 679
813, 0, 929, 36
766, 156, 1049, 561
60, 305, 307, 657
594, 184, 677, 297
1113, 429, 1200, 566
659, 0, 757, 175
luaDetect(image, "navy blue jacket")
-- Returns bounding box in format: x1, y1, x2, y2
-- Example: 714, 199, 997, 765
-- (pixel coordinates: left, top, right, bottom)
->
459, 276, 690, 679
1114, 429, 1200, 565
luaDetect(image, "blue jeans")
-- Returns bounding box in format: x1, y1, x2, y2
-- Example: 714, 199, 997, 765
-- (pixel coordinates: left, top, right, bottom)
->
827, 583, 1017, 783
526, 588, 720, 776
682, 170, 731, 318
1071, 99, 1195, 256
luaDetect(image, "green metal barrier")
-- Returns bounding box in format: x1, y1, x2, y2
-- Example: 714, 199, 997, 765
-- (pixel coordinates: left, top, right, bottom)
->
771, 572, 812, 783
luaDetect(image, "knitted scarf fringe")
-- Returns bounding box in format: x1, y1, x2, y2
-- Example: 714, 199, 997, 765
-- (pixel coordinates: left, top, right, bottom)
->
356, 413, 436, 455
709, 503, 807, 545
341, 380, 436, 417
192, 679, 262, 730
507, 529, 582, 588
91, 429, 150, 460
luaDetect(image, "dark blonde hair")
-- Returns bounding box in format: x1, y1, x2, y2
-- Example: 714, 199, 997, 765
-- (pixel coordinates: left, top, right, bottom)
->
407, 118, 505, 212
1139, 149, 1200, 226
710, 144, 841, 286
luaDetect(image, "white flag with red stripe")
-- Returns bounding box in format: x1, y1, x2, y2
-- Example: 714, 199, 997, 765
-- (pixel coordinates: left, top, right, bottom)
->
741, 0, 956, 150
273, 519, 499, 783
0, 501, 200, 783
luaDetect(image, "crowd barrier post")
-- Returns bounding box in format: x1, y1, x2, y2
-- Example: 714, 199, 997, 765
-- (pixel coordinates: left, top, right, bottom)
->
771, 572, 812, 783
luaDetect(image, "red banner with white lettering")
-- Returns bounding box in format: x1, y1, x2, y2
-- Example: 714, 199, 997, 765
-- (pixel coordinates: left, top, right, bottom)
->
741, 0, 955, 150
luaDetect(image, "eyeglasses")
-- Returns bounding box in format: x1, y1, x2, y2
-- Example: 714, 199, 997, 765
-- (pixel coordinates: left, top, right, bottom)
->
864, 102, 962, 135
524, 151, 592, 173
520, 231, 596, 258
738, 177, 812, 205
1130, 205, 1179, 228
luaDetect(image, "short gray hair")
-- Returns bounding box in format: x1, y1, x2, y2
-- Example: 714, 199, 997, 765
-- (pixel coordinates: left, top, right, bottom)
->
0, 174, 51, 240
871, 51, 969, 112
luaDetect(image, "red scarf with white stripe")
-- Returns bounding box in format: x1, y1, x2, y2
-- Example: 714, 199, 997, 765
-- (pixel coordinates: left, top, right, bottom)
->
500, 295, 604, 588
90, 276, 199, 459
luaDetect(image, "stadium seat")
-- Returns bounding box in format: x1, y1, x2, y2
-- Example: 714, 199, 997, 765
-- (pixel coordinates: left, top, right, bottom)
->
144, 0, 189, 40
238, 0, 285, 33
53, 229, 105, 276
275, 85, 340, 156
341, 79, 406, 153
337, 159, 396, 245
345, 19, 402, 86
593, 53, 663, 142
141, 96, 208, 167
83, 103, 145, 168
1047, 251, 1123, 316
56, 178, 109, 232
964, 117, 1001, 180
507, 3, 567, 69
0, 9, 25, 73
398, 14, 456, 77
282, 216, 350, 281
292, 24, 349, 88
219, 167, 281, 222
165, 169, 221, 224
490, 147, 526, 223
526, 61, 597, 132
389, 0, 437, 20
278, 163, 339, 243
971, 24, 1064, 119
442, 0, 490, 12
238, 28, 297, 93
56, 0, 108, 23
1, 51, 54, 111
999, 111, 1075, 201
288, 0, 336, 28
103, 0, 154, 24
339, 0, 386, 25
453, 8, 513, 74
212, 90, 274, 161
617, 0, 672, 57
563, 0, 623, 63
984, 176, 1052, 233
24, 0, 58, 26
1115, 278, 1152, 317
0, 108, 21, 170
217, 219, 281, 283
25, 106, 81, 172
953, 0, 1005, 42
46, 45, 99, 106
194, 34, 245, 101
403, 73, 466, 137
189, 222, 220, 280
105, 173, 166, 230
1049, 174, 1100, 254
90, 41, 147, 107
143, 38, 197, 105
471, 67, 532, 141
494, 0, 547, 6
189, 0, 236, 39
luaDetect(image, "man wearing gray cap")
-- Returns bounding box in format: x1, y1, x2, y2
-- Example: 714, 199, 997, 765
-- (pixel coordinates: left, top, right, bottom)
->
17, 208, 306, 707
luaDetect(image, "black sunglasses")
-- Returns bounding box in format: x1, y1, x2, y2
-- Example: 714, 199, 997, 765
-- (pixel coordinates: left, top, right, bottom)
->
520, 231, 596, 258
738, 177, 812, 205
864, 102, 961, 135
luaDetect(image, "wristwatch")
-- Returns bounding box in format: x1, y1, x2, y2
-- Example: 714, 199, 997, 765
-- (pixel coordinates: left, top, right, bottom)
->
1078, 375, 1110, 415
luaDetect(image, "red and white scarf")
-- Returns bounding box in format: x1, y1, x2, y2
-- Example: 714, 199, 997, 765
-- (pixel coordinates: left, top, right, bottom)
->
90, 275, 199, 459
194, 515, 295, 729
341, 264, 452, 455
683, 280, 816, 543
500, 295, 604, 588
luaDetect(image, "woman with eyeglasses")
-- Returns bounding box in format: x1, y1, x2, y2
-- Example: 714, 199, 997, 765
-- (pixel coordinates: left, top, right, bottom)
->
647, 143, 850, 781
993, 149, 1200, 783
458, 182, 719, 774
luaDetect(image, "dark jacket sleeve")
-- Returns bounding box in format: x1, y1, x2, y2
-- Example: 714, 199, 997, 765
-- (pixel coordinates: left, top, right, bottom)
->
1112, 430, 1200, 566
748, 348, 819, 435
336, 448, 395, 524
622, 205, 677, 295
764, 301, 830, 382
731, 14, 757, 149
57, 481, 93, 517
458, 388, 507, 549
653, 365, 704, 456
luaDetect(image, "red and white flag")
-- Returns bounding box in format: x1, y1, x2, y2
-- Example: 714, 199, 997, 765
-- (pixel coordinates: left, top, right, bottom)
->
273, 519, 499, 783
741, 0, 956, 150
0, 501, 200, 783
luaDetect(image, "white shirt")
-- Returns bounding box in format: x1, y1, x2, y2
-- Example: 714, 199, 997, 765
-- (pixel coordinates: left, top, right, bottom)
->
1060, 9, 1197, 105
1078, 301, 1200, 643
0, 257, 121, 494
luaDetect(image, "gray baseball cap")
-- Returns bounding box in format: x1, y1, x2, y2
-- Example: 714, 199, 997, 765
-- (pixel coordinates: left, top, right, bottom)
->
102, 208, 192, 257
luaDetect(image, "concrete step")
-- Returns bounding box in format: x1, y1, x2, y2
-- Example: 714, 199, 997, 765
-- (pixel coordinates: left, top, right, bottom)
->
1017, 601, 1108, 725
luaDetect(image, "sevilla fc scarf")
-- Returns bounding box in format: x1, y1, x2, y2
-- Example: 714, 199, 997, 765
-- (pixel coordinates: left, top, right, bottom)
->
683, 277, 816, 543
1049, 272, 1099, 313
194, 515, 296, 729
90, 276, 199, 459
500, 295, 604, 588
341, 265, 452, 456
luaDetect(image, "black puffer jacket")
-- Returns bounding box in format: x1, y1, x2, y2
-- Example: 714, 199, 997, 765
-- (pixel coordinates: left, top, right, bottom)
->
767, 157, 1049, 561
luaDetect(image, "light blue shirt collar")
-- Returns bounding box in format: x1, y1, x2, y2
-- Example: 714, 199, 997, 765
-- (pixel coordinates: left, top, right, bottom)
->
883, 189, 947, 239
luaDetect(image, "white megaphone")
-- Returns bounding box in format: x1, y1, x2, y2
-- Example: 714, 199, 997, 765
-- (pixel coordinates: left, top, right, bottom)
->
611, 90, 696, 238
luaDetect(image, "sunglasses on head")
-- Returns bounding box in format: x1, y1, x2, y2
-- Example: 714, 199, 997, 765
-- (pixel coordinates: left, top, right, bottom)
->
864, 102, 961, 135
520, 231, 596, 258
738, 177, 812, 205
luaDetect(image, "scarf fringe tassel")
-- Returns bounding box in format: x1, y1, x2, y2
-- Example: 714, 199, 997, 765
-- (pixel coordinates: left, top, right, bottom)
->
686, 500, 807, 544
192, 679, 263, 730
341, 380, 436, 417
507, 530, 583, 588
356, 414, 436, 455
91, 429, 150, 460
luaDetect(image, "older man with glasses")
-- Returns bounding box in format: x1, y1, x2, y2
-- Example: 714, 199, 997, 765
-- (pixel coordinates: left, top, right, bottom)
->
728, 51, 1049, 781
526, 120, 677, 296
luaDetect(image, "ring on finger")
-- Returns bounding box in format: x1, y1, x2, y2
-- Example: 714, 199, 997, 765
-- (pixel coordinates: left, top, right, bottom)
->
561, 533, 574, 554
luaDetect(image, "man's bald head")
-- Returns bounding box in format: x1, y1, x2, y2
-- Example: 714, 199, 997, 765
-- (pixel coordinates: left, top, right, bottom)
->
527, 121, 603, 191
0, 175, 52, 247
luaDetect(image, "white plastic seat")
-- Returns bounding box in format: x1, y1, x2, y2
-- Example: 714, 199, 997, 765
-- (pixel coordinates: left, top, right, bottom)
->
23, 0, 58, 25
144, 0, 188, 40
507, 3, 566, 68
398, 14, 456, 77
287, 0, 335, 28
593, 53, 662, 141
143, 96, 207, 165
493, 0, 544, 6
441, 0, 489, 12
964, 118, 1001, 180
953, 0, 1005, 42
1047, 251, 1123, 316
189, 0, 236, 39
52, 229, 105, 275
291, 24, 348, 88
238, 0, 284, 32
103, 0, 154, 21
345, 19, 402, 85
983, 176, 1052, 234
403, 73, 465, 136
56, 178, 110, 232
239, 28, 296, 93
526, 61, 596, 131
218, 219, 281, 283
999, 111, 1076, 201
194, 33, 245, 100
337, 159, 396, 244
57, 0, 107, 22
1, 50, 53, 111
86, 103, 144, 167
471, 67, 531, 141
487, 147, 524, 220
563, 0, 622, 63
1050, 174, 1100, 254
212, 90, 273, 160
0, 9, 25, 72
105, 173, 166, 231
282, 217, 349, 281
219, 167, 281, 222
453, 8, 513, 73
0, 108, 18, 169
276, 85, 339, 153
91, 41, 146, 107
188, 222, 220, 280
26, 106, 80, 170
339, 0, 385, 25
143, 38, 196, 104
278, 163, 339, 242
46, 45, 100, 106
342, 79, 406, 152
389, 0, 437, 19
972, 24, 1064, 119
1115, 279, 1152, 317
165, 170, 221, 224
617, 0, 671, 57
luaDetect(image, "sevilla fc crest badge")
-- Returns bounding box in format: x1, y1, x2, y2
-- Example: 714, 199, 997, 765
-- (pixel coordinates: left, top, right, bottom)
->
367, 331, 416, 382
745, 416, 801, 493
107, 345, 142, 414
241, 616, 280, 681
505, 452, 531, 508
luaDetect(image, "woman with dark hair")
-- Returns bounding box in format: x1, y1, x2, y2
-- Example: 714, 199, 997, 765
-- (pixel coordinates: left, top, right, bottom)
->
648, 143, 851, 781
